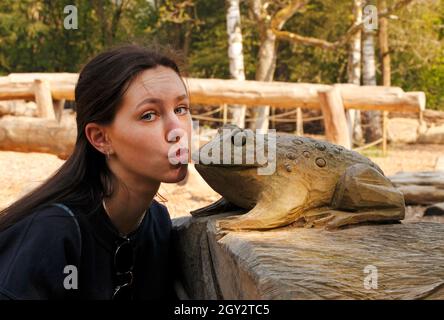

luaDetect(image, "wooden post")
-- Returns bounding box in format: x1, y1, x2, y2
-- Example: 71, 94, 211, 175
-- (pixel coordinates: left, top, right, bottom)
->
318, 86, 351, 149
53, 99, 65, 123
33, 79, 55, 119
271, 107, 275, 129
296, 107, 303, 136
382, 111, 388, 155
222, 104, 228, 124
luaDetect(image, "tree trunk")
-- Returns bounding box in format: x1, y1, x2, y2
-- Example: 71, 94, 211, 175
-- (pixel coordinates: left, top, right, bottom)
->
347, 0, 364, 146
378, 0, 391, 153
226, 0, 247, 128
251, 28, 277, 132
362, 27, 382, 142
378, 0, 391, 87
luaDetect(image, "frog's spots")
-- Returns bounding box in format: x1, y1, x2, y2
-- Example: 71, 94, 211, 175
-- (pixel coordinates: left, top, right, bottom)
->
292, 138, 303, 145
315, 157, 326, 168
284, 163, 292, 172
302, 150, 311, 158
315, 143, 326, 151
286, 152, 297, 160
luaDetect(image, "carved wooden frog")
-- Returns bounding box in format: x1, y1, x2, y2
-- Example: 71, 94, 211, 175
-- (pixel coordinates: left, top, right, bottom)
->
191, 124, 405, 231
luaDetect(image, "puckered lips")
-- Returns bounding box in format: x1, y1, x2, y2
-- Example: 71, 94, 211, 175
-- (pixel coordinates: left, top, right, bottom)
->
168, 147, 190, 165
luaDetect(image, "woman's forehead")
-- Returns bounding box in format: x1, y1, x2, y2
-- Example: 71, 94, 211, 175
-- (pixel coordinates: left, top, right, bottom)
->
130, 66, 187, 98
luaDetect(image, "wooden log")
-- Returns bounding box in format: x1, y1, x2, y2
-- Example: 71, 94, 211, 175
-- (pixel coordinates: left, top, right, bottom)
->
435, 156, 444, 171
0, 115, 76, 159
389, 109, 444, 125
173, 213, 444, 299
295, 107, 303, 135
418, 124, 444, 144
0, 81, 75, 101
186, 79, 425, 112
389, 171, 444, 205
0, 100, 37, 117
318, 86, 351, 149
53, 99, 65, 123
33, 79, 56, 119
396, 185, 444, 205
5, 72, 78, 84
424, 202, 444, 216
0, 74, 425, 113
389, 171, 444, 187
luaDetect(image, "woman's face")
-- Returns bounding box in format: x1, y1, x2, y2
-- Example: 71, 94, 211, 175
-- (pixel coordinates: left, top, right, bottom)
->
107, 65, 192, 184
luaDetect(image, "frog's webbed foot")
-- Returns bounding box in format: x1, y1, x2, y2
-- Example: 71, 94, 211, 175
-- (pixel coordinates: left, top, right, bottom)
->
190, 197, 244, 217
302, 208, 403, 230
308, 163, 405, 230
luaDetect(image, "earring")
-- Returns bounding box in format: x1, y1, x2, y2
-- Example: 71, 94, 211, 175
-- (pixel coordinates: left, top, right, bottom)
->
105, 150, 110, 160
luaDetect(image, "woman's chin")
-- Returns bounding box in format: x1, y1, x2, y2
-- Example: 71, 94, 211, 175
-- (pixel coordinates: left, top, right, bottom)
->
163, 163, 188, 183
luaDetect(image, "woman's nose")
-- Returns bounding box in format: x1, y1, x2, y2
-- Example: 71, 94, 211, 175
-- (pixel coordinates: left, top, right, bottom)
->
165, 116, 186, 143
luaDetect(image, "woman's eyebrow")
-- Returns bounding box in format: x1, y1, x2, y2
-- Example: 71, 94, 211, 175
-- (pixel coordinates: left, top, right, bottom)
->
135, 94, 188, 110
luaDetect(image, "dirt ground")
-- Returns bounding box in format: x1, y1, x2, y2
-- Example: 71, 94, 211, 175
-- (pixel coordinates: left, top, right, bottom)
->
1, 142, 443, 222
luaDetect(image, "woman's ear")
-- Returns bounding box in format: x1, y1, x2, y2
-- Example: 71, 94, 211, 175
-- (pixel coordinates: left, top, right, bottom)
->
85, 123, 113, 155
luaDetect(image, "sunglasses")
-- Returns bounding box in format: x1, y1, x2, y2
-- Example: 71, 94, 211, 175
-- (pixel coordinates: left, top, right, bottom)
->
112, 237, 135, 300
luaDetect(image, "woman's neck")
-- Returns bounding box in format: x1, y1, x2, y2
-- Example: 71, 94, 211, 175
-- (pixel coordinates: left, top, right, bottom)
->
103, 178, 160, 237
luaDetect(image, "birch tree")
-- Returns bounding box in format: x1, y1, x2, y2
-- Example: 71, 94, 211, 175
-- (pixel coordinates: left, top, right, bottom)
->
226, 0, 247, 128
246, 0, 414, 132
347, 0, 364, 145
249, 0, 307, 131
362, 2, 382, 142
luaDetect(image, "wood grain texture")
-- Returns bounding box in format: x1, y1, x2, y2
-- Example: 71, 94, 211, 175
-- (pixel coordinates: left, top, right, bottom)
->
0, 115, 76, 159
0, 74, 425, 113
389, 171, 444, 205
173, 213, 444, 299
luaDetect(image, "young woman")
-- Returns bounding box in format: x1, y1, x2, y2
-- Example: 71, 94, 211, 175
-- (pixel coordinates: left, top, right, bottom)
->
0, 44, 192, 299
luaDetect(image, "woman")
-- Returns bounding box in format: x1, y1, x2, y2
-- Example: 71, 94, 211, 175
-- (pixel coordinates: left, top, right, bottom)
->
0, 44, 191, 299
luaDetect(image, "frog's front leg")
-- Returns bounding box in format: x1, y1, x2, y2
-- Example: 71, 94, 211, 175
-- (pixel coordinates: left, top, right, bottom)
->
309, 163, 405, 230
217, 185, 309, 231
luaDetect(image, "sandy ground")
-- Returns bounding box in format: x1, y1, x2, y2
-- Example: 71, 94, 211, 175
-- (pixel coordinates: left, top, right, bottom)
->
1, 142, 443, 222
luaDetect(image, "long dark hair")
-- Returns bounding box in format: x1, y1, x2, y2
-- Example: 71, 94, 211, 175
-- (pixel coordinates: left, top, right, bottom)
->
0, 44, 185, 232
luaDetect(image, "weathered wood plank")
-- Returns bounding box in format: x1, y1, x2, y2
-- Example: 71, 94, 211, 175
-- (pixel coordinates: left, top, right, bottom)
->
173, 213, 444, 300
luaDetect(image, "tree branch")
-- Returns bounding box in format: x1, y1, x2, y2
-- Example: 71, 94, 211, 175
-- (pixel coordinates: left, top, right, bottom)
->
271, 0, 309, 30
272, 0, 416, 50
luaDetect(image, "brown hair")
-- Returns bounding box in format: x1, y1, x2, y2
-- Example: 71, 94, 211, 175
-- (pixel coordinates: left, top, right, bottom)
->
0, 44, 185, 232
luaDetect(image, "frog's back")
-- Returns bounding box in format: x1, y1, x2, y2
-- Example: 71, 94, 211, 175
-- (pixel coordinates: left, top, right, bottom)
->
276, 134, 383, 175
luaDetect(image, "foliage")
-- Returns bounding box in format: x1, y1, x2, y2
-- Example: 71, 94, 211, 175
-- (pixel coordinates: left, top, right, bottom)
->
0, 0, 442, 109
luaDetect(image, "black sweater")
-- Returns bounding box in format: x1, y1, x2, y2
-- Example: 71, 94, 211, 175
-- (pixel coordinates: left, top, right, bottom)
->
0, 199, 177, 300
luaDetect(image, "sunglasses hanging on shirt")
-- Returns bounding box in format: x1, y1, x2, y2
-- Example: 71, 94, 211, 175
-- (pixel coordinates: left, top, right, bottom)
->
112, 237, 135, 300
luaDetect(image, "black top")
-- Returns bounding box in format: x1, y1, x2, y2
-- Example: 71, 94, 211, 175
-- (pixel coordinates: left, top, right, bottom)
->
0, 199, 178, 300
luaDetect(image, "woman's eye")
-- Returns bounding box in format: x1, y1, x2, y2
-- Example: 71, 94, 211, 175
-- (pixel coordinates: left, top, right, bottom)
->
175, 105, 189, 115
141, 112, 157, 121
